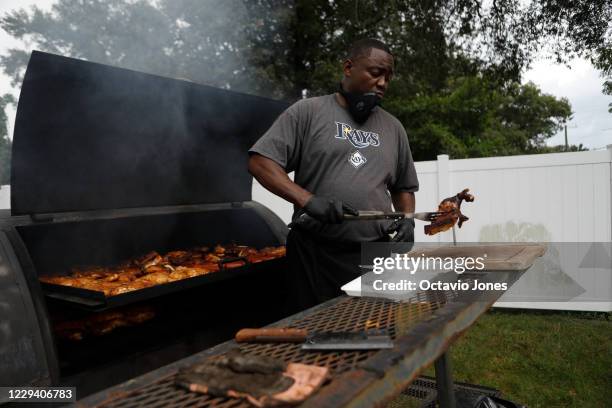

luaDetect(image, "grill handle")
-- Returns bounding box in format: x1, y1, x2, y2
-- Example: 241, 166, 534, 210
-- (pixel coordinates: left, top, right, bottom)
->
235, 328, 308, 343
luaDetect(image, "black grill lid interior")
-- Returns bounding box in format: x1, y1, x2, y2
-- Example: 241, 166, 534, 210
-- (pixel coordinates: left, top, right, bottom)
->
11, 51, 289, 215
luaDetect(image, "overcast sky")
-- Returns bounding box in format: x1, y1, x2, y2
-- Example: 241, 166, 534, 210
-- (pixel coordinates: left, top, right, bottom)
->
0, 0, 610, 150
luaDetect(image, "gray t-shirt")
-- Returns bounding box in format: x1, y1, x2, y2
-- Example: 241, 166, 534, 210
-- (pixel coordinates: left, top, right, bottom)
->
249, 93, 419, 242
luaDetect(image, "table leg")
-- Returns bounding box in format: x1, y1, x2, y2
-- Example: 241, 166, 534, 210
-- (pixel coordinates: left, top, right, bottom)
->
435, 352, 456, 408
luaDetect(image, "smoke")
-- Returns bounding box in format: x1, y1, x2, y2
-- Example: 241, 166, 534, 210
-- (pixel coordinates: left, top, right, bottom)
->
6, 0, 296, 204
1, 0, 295, 99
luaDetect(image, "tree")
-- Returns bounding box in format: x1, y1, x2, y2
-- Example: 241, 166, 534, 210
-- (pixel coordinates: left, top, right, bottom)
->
593, 44, 612, 113
0, 94, 15, 185
527, 0, 612, 103
385, 78, 575, 160
286, 0, 611, 96
0, 0, 605, 159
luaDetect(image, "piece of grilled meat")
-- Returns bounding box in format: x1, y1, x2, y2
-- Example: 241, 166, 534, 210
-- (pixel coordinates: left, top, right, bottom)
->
425, 189, 474, 235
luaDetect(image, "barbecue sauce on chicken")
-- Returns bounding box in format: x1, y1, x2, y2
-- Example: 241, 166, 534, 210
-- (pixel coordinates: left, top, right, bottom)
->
424, 189, 474, 235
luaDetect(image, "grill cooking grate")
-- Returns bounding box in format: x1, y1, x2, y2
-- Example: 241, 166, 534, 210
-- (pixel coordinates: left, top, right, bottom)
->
93, 287, 466, 408
389, 375, 501, 408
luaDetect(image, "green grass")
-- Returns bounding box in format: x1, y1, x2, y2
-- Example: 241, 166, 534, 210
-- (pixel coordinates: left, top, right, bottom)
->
393, 310, 612, 408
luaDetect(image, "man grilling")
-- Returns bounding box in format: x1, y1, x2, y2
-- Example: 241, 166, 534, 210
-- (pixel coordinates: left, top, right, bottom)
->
248, 39, 419, 312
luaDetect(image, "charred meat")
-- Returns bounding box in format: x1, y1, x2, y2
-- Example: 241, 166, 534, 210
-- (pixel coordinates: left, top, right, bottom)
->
424, 189, 474, 235
176, 349, 329, 407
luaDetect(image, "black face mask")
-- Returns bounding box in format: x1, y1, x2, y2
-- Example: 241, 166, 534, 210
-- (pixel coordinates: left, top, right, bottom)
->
338, 84, 381, 124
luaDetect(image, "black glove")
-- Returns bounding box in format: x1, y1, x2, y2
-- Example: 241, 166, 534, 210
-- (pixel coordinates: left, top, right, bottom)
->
385, 218, 415, 242
303, 195, 358, 224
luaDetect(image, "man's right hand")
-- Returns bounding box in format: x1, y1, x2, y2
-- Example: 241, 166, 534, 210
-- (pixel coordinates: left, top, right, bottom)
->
303, 195, 358, 224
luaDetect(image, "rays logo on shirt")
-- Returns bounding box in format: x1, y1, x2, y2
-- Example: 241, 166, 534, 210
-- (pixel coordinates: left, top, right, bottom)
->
334, 122, 380, 149
348, 150, 367, 168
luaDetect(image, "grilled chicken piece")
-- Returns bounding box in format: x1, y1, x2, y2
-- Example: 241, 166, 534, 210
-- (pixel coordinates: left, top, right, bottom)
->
247, 246, 286, 263
45, 278, 119, 296
109, 281, 151, 295
168, 269, 195, 281
54, 321, 86, 341
176, 259, 205, 268
135, 251, 163, 269
137, 271, 172, 285
259, 247, 287, 257
70, 278, 108, 286
89, 319, 130, 336
238, 247, 258, 257
142, 265, 170, 275
87, 311, 131, 335
424, 189, 474, 235
80, 280, 121, 296
200, 263, 218, 271
105, 273, 120, 282
125, 307, 156, 324
71, 266, 108, 279
39, 275, 72, 285
111, 266, 144, 281
169, 266, 212, 280
205, 253, 222, 263
163, 250, 192, 265
247, 255, 274, 263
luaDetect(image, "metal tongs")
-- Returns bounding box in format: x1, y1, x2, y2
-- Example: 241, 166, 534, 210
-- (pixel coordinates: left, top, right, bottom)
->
289, 210, 443, 228
344, 210, 443, 222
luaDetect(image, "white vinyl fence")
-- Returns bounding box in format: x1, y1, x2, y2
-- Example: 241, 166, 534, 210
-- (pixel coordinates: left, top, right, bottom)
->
0, 185, 9, 209
253, 147, 612, 312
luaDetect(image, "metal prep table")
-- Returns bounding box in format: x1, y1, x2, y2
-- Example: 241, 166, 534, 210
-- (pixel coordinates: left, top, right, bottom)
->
76, 265, 533, 408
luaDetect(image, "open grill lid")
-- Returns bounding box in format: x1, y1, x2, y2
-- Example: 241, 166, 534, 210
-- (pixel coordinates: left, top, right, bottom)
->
11, 51, 289, 215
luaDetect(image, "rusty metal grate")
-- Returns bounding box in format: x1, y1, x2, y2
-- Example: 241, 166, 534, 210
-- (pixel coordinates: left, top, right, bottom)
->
93, 287, 467, 408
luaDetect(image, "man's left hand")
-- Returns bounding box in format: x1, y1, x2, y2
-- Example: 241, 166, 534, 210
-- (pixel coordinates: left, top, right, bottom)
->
385, 218, 415, 242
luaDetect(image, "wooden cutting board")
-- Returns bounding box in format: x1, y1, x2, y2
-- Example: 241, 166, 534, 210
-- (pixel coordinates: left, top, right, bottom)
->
407, 244, 546, 271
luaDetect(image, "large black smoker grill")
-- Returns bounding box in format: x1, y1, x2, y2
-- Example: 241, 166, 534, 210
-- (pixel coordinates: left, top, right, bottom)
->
0, 51, 291, 398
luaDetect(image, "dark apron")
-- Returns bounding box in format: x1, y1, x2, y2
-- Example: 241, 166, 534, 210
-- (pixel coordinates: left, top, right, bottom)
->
284, 227, 361, 312
283, 227, 413, 313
